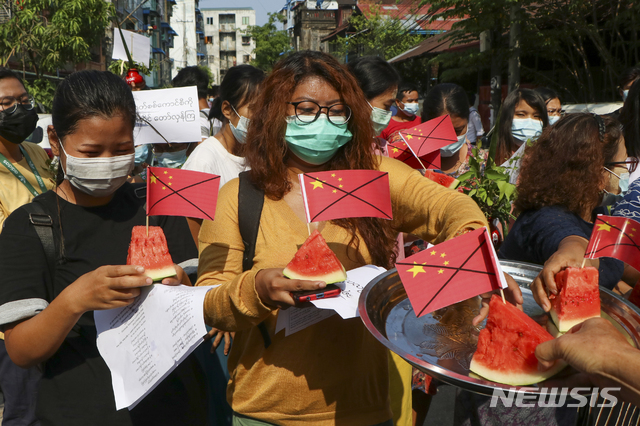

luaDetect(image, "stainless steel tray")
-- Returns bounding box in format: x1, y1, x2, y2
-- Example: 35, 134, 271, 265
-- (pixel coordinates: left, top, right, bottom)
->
359, 260, 640, 396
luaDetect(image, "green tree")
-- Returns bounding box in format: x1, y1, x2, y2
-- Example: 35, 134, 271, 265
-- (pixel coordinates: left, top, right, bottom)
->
0, 0, 112, 109
245, 13, 292, 72
330, 5, 425, 62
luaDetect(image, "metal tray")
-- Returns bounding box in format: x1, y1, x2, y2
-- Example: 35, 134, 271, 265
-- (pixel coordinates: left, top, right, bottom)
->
359, 260, 640, 396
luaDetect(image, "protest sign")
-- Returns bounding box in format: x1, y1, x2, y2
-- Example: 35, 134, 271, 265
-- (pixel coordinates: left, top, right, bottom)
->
133, 86, 201, 145
112, 29, 151, 68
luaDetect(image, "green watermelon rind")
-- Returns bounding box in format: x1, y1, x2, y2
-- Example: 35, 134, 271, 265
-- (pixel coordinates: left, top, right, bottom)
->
127, 226, 176, 282
283, 267, 347, 284
469, 358, 567, 386
145, 265, 178, 282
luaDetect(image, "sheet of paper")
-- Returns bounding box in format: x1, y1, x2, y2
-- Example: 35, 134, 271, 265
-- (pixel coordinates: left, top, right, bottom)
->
275, 306, 335, 336
95, 284, 214, 410
311, 265, 387, 319
112, 29, 151, 68
133, 86, 201, 145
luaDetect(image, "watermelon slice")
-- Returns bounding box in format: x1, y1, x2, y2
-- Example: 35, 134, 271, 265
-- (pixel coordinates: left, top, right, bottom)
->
127, 226, 176, 282
283, 230, 347, 283
424, 169, 459, 189
549, 267, 600, 333
470, 295, 566, 386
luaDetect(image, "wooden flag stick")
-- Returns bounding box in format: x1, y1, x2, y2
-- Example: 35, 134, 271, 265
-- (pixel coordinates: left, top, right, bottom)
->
398, 133, 428, 170
146, 215, 149, 237
500, 288, 506, 304
306, 222, 311, 237
581, 257, 586, 268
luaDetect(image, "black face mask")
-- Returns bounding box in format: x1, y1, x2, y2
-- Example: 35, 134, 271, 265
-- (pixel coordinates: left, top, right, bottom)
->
0, 105, 38, 144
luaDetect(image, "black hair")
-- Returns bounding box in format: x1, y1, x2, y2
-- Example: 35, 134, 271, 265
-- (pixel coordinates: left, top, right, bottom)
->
495, 88, 548, 164
619, 78, 640, 158
534, 87, 559, 104
396, 81, 419, 101
52, 70, 136, 141
620, 67, 640, 89
0, 67, 23, 85
172, 66, 210, 99
207, 85, 219, 98
209, 64, 264, 122
346, 56, 400, 101
421, 83, 470, 122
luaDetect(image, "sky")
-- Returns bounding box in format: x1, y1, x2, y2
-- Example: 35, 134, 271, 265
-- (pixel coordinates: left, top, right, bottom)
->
199, 0, 285, 26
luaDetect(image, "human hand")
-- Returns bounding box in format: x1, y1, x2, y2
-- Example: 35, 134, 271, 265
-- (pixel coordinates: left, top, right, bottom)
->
204, 328, 234, 355
157, 265, 191, 286
473, 273, 524, 326
536, 318, 632, 388
531, 236, 591, 312
66, 265, 152, 314
255, 268, 325, 308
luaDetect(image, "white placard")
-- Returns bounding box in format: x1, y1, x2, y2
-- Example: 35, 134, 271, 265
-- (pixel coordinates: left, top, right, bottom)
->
275, 305, 336, 336
133, 86, 201, 145
112, 29, 151, 68
95, 284, 214, 410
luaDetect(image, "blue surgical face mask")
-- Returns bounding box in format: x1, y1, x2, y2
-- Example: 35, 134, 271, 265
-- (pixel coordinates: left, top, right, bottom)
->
229, 105, 250, 144
285, 115, 352, 165
441, 132, 467, 157
623, 90, 629, 102
134, 144, 152, 165
605, 167, 630, 194
511, 118, 543, 144
401, 102, 420, 116
368, 102, 392, 135
548, 115, 560, 125
155, 149, 188, 169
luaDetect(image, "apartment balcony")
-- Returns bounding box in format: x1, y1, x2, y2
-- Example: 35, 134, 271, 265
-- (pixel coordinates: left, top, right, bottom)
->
219, 24, 236, 32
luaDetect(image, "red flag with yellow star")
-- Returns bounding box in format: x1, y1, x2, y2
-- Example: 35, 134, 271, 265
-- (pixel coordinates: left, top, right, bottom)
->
298, 170, 392, 223
387, 140, 439, 170
396, 227, 507, 318
146, 167, 220, 221
585, 215, 640, 272
397, 115, 456, 169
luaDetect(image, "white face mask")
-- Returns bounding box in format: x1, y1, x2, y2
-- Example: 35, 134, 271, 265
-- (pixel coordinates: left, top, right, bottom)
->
441, 132, 467, 157
548, 115, 560, 125
623, 90, 629, 102
60, 143, 134, 197
511, 118, 543, 145
229, 105, 250, 144
401, 102, 420, 116
368, 102, 392, 135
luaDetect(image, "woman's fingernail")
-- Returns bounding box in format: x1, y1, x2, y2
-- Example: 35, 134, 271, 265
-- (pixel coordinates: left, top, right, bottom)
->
146, 278, 153, 285
316, 282, 326, 288
136, 266, 145, 273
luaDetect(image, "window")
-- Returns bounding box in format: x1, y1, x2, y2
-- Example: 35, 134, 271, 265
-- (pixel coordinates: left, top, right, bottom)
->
243, 55, 250, 63
242, 16, 249, 25
242, 36, 250, 45
206, 17, 213, 25
219, 14, 235, 25
205, 36, 213, 44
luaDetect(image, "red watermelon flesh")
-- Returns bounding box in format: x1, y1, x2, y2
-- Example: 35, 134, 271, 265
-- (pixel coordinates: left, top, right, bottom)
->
470, 295, 566, 386
550, 267, 600, 333
283, 230, 347, 283
424, 169, 459, 189
127, 226, 176, 281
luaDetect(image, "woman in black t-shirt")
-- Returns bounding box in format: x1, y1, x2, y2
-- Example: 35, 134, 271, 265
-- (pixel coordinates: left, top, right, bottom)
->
0, 71, 206, 426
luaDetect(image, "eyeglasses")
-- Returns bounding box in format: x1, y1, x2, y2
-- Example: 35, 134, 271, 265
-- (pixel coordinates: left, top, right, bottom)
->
287, 100, 352, 125
547, 108, 563, 116
605, 158, 638, 173
0, 95, 35, 115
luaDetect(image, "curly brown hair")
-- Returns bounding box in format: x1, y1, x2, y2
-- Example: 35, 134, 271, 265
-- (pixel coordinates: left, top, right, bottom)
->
244, 51, 397, 268
515, 113, 623, 219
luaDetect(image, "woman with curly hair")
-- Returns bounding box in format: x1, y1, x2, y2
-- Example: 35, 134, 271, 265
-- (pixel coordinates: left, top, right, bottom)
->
195, 51, 490, 425
499, 113, 627, 298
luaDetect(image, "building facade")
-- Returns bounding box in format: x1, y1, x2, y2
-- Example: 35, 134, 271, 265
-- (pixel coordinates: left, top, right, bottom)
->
201, 7, 256, 84
169, 0, 208, 79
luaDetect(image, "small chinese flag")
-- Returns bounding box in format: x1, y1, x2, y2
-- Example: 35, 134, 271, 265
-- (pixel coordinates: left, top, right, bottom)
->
387, 140, 440, 170
398, 115, 456, 169
299, 169, 392, 223
147, 167, 220, 221
585, 215, 640, 272
396, 228, 507, 318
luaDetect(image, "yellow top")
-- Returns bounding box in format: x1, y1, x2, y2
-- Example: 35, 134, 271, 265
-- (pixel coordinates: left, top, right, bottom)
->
197, 155, 488, 425
0, 142, 54, 230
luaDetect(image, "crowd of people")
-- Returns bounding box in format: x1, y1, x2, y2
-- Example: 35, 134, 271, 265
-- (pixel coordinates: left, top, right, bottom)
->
0, 50, 640, 426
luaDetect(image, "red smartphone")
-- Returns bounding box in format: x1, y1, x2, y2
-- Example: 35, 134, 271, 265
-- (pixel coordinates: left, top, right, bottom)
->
292, 284, 342, 303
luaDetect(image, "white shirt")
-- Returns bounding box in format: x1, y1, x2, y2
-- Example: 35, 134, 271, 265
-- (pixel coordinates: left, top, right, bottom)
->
182, 136, 248, 187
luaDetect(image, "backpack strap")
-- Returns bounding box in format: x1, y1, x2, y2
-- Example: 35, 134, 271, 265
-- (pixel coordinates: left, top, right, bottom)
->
22, 201, 58, 300
237, 171, 271, 348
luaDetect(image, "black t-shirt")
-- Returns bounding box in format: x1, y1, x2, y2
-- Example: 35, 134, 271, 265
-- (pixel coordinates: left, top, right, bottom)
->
0, 183, 206, 426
